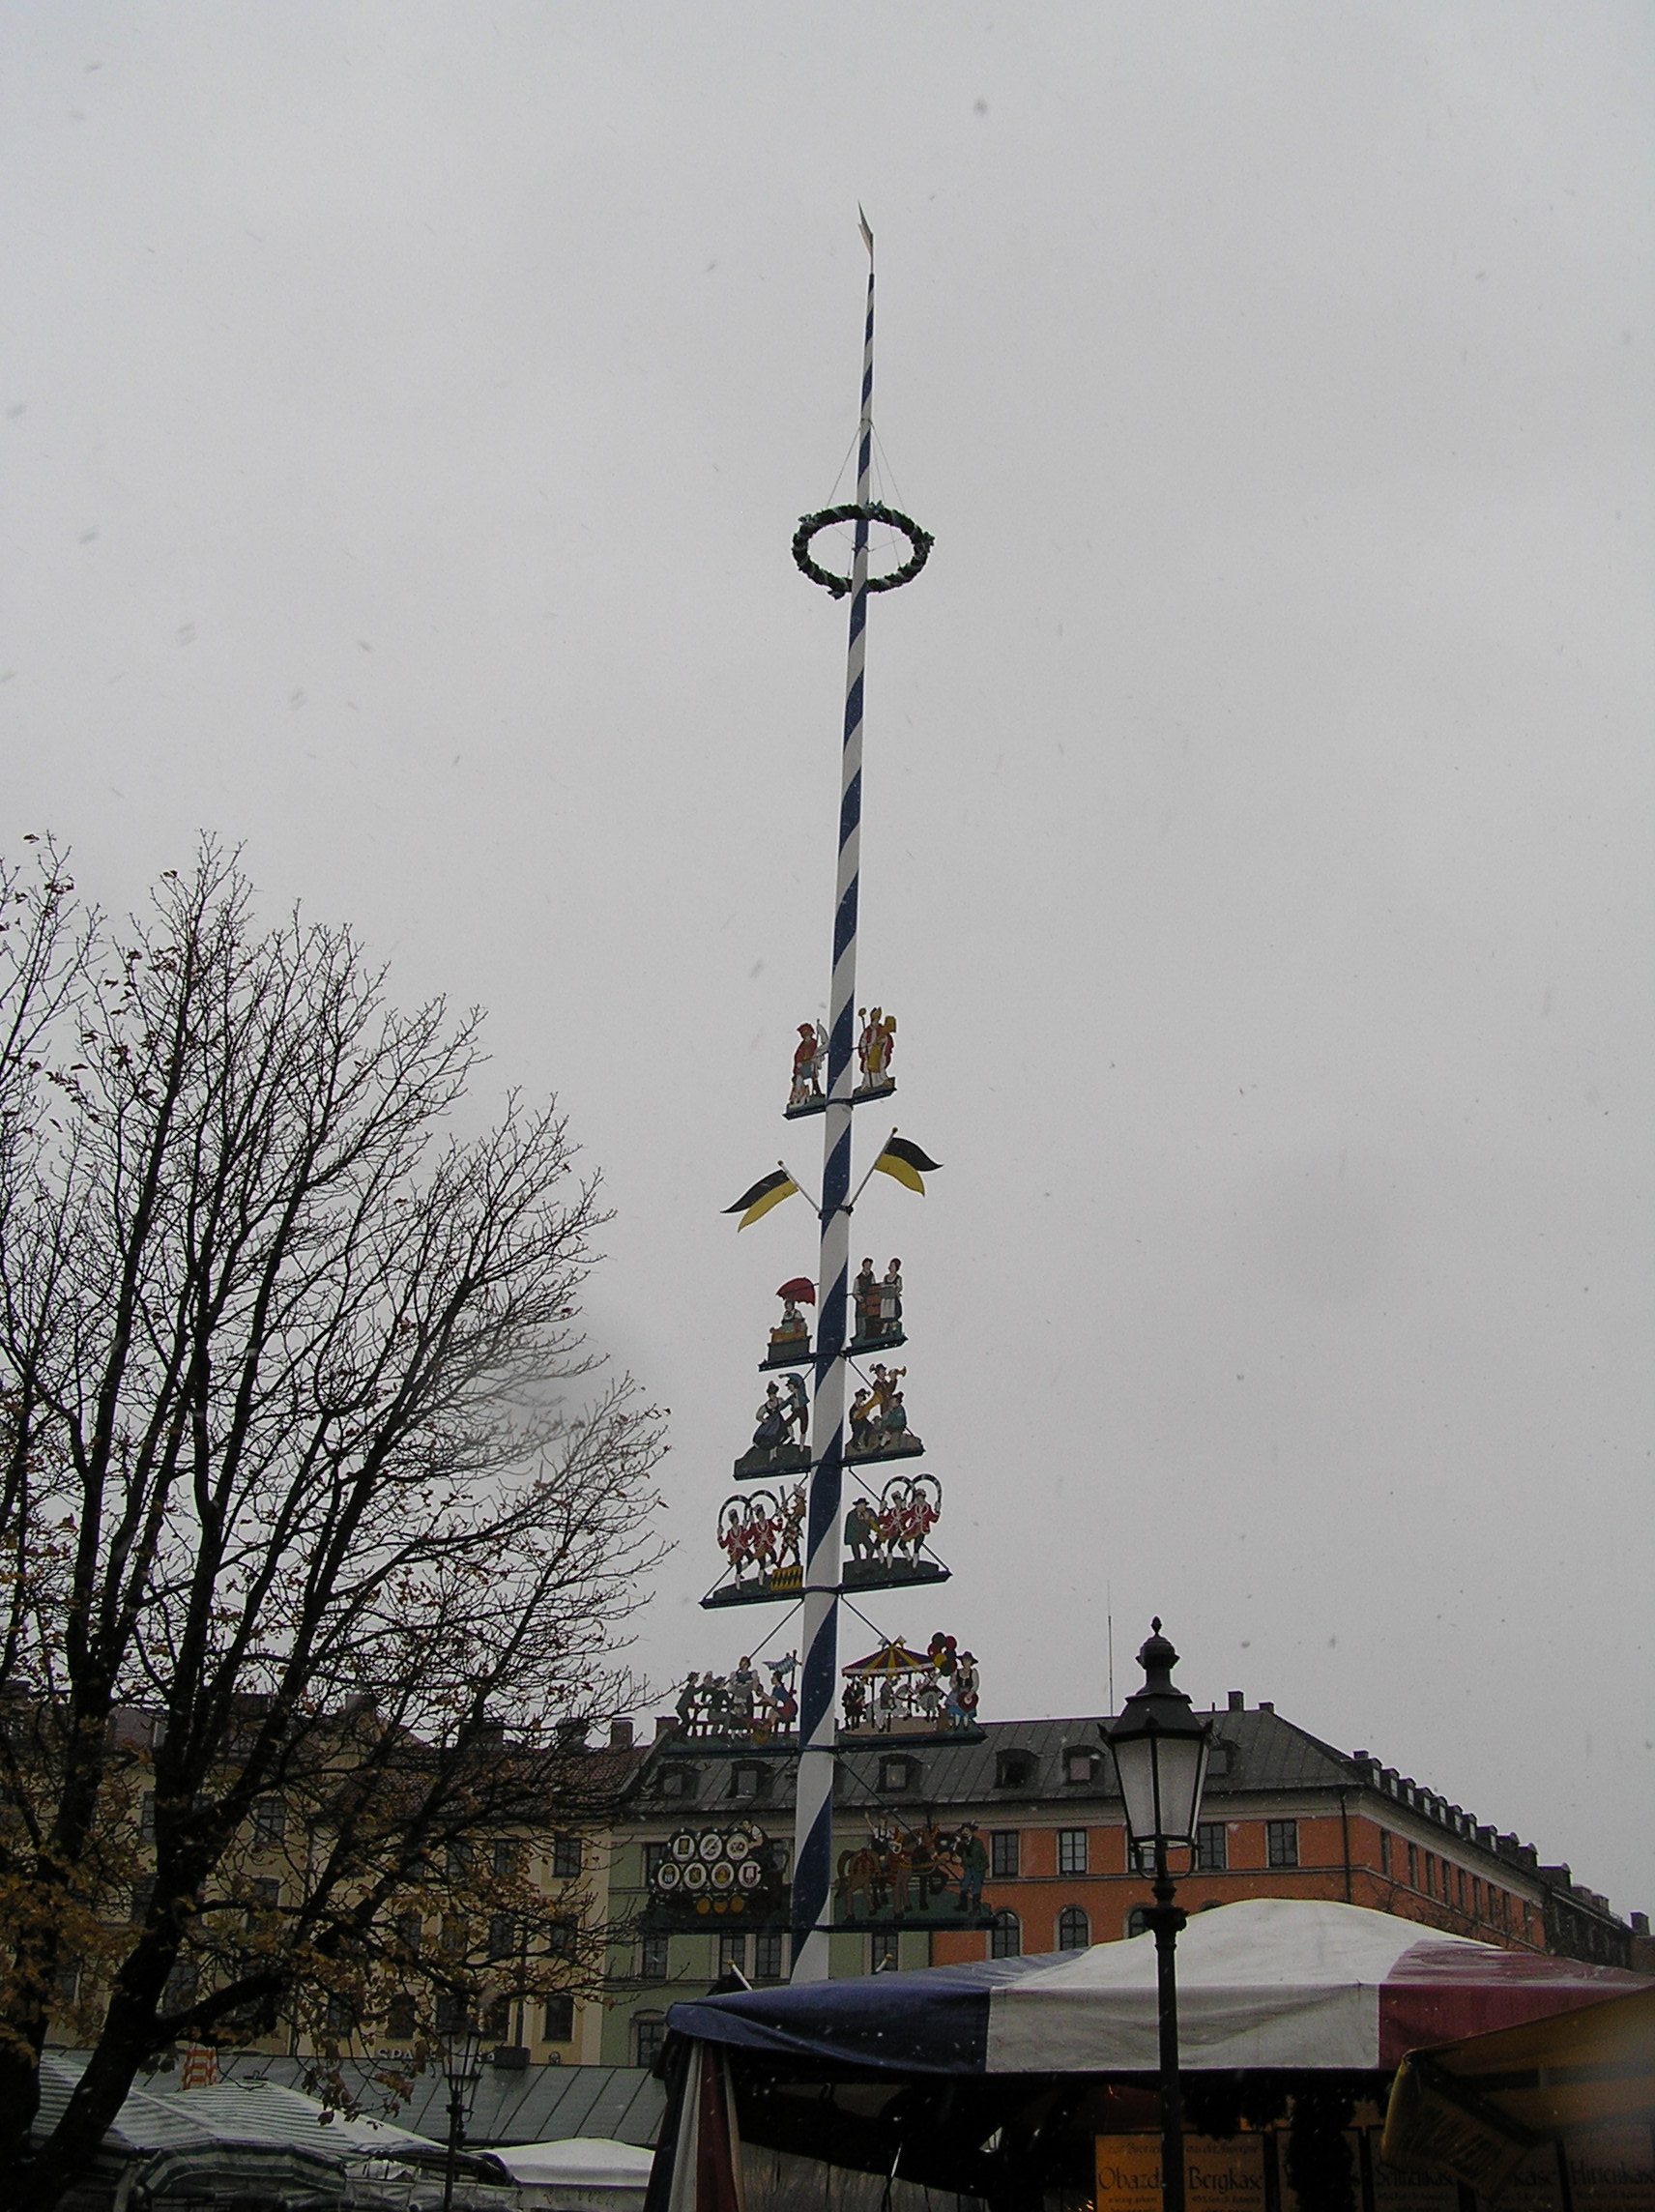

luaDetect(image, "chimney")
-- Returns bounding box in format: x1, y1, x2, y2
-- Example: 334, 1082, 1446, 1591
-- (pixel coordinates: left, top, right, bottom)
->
1228, 1691, 1244, 1712
655, 1715, 680, 1739
609, 1717, 635, 1751
1258, 1700, 1274, 1714
1631, 1912, 1648, 1936
556, 1719, 589, 1750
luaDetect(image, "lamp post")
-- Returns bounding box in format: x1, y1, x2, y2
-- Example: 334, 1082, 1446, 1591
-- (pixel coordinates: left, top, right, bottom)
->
1101, 1621, 1212, 2212
436, 2001, 482, 2212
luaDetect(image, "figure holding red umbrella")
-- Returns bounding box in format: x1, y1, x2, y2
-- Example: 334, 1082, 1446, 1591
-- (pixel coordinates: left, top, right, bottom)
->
768, 1276, 815, 1364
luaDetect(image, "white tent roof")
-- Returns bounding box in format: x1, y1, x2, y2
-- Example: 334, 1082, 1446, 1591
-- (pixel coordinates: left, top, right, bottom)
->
494, 2137, 656, 2187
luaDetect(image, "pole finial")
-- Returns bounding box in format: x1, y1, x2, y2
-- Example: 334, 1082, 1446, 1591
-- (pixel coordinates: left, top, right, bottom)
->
858, 206, 874, 257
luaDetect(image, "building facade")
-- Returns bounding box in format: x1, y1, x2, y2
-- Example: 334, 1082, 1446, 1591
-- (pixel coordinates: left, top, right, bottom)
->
598, 1693, 1644, 2067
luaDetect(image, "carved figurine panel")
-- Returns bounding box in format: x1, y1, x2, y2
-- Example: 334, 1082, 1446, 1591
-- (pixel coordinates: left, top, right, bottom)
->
762, 1276, 815, 1368
833, 1814, 993, 1928
840, 1633, 980, 1738
734, 1373, 811, 1479
846, 1361, 922, 1464
841, 1472, 944, 1590
849, 1255, 905, 1353
649, 1820, 789, 1925
671, 1651, 799, 1745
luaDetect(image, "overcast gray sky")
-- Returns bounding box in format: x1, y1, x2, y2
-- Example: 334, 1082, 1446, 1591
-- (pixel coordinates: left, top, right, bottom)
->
4, 5, 1650, 1917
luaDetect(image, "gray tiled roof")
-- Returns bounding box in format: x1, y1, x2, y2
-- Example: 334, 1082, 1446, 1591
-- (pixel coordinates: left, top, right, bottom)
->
630, 1705, 1358, 1819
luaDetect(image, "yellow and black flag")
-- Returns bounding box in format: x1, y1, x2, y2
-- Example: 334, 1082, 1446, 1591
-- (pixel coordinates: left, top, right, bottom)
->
723, 1165, 801, 1230
871, 1134, 943, 1194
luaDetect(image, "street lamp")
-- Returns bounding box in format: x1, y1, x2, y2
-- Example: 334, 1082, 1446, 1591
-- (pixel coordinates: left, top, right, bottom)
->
1101, 1621, 1212, 2212
436, 1998, 482, 2212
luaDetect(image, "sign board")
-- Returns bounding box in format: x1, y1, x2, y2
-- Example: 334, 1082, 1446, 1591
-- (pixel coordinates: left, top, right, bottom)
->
1096, 2135, 1266, 2212
1498, 2133, 1655, 2212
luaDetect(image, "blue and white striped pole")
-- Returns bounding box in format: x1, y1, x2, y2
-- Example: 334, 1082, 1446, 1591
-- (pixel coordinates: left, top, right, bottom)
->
790, 218, 876, 1983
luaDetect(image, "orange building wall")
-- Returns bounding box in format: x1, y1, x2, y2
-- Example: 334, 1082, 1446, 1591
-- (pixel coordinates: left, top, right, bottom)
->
930, 1808, 1544, 1966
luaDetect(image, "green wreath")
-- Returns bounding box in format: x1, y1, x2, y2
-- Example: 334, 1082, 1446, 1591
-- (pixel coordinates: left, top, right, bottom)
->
793, 503, 935, 598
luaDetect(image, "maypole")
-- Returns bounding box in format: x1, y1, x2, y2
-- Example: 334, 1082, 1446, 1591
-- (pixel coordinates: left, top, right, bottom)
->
665, 218, 983, 1994
789, 216, 879, 1983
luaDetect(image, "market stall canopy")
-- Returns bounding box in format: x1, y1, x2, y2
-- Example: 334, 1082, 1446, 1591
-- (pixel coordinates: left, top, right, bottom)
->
668, 1900, 1646, 2077
1381, 1984, 1655, 2197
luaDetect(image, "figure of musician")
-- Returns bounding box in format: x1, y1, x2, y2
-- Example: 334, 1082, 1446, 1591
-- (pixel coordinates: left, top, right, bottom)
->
770, 1292, 810, 1353
843, 1676, 868, 1731
880, 1258, 903, 1331
848, 1384, 877, 1456
728, 1657, 760, 1730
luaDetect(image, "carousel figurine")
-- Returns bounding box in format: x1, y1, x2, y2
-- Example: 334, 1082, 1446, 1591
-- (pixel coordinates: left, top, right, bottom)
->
775, 1481, 806, 1572
788, 1020, 828, 1112
767, 1276, 814, 1363
855, 1005, 896, 1095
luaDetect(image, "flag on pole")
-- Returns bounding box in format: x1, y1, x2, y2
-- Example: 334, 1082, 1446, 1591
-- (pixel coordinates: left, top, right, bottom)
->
871, 1134, 942, 1193
858, 205, 874, 255
723, 1167, 800, 1229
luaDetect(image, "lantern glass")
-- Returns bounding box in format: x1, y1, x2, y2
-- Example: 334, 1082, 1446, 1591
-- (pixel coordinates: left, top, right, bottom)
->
1103, 1621, 1211, 1855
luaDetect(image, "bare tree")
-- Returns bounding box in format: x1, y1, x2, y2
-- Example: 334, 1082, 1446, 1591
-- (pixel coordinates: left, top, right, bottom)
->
0, 841, 665, 2209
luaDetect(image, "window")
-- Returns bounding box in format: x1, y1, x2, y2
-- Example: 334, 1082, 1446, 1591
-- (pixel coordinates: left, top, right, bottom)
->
1266, 1820, 1298, 1869
880, 1756, 912, 1792
1425, 1852, 1436, 1898
1457, 1867, 1466, 1908
1407, 1843, 1419, 1889
493, 1839, 519, 1877
639, 1932, 670, 1983
252, 1798, 286, 1847
547, 1918, 578, 1961
487, 1912, 516, 1960
140, 1792, 157, 1843
326, 1993, 356, 2032
385, 1996, 418, 2041
446, 1842, 472, 1879
716, 1931, 747, 1976
542, 1992, 575, 2042
1126, 1906, 1151, 1938
436, 1993, 470, 2035
552, 1835, 582, 1879
395, 1910, 422, 1959
249, 1876, 281, 1922
1058, 1829, 1088, 1876
1195, 1823, 1228, 1873
990, 1909, 1021, 1960
643, 1842, 669, 1886
660, 1767, 693, 1800
1057, 1906, 1089, 1952
131, 1877, 156, 1924
1379, 1830, 1391, 1877
483, 1995, 511, 2040
730, 1763, 763, 1801
1064, 1749, 1095, 1785
163, 1957, 197, 2008
871, 1931, 900, 1972
635, 2014, 667, 2067
754, 1931, 787, 1982
996, 1750, 1035, 1789
1473, 1877, 1483, 1919
991, 1831, 1020, 1878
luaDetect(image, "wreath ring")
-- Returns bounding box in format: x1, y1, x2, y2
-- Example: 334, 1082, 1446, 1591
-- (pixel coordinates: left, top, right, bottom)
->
793, 503, 934, 598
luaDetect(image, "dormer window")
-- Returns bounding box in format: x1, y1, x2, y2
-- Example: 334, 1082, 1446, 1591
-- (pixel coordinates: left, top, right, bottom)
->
995, 1750, 1035, 1790
1063, 1748, 1096, 1786
730, 1762, 766, 1801
880, 1755, 915, 1792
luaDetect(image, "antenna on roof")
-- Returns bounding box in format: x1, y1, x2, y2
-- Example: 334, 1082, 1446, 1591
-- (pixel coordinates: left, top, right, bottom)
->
1107, 1583, 1115, 1714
